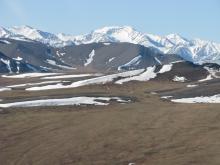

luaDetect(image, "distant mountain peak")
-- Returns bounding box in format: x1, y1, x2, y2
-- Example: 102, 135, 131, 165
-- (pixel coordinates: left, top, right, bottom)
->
93, 26, 136, 34
1, 25, 220, 65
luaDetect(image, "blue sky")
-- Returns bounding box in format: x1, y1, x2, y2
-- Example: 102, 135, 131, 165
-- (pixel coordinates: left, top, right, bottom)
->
0, 0, 220, 42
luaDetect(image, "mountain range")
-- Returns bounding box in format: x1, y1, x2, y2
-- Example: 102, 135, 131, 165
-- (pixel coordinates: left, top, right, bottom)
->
1, 25, 220, 65
0, 25, 220, 74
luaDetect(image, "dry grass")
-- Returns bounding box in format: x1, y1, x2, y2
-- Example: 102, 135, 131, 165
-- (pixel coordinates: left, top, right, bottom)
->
0, 80, 220, 165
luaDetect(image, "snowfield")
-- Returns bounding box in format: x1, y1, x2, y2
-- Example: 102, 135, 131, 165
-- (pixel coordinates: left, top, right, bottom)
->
0, 96, 130, 108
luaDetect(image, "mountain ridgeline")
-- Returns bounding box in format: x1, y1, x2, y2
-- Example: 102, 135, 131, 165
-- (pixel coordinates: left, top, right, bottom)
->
0, 25, 220, 74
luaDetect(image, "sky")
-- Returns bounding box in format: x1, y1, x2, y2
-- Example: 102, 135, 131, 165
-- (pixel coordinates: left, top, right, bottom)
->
0, 0, 220, 42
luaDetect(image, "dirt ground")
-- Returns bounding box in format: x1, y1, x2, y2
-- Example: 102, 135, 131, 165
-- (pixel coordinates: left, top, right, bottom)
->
1, 80, 220, 165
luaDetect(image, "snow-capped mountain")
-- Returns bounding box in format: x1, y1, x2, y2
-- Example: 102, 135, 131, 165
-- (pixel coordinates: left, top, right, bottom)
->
1, 25, 220, 65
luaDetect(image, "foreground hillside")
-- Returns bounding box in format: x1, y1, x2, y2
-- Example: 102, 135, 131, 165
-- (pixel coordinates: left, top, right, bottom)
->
0, 64, 220, 164
1, 79, 220, 165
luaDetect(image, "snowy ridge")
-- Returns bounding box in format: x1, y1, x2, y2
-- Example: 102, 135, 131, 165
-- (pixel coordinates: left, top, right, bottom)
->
1, 25, 220, 65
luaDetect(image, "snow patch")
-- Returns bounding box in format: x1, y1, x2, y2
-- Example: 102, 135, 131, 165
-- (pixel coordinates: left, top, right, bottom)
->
56, 51, 66, 57
46, 59, 75, 70
118, 55, 142, 70
187, 84, 198, 88
171, 94, 220, 103
84, 49, 95, 66
41, 73, 101, 80
0, 96, 130, 108
103, 43, 111, 45
173, 76, 187, 82
161, 96, 173, 99
154, 57, 162, 65
198, 75, 213, 82
115, 66, 156, 84
13, 56, 23, 61
108, 57, 115, 63
2, 73, 61, 78
0, 40, 11, 44
0, 87, 11, 92
204, 67, 220, 78
158, 64, 173, 73
7, 81, 64, 88
0, 58, 12, 73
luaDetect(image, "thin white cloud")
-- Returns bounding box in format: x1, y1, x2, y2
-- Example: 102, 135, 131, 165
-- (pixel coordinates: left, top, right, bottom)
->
3, 0, 27, 23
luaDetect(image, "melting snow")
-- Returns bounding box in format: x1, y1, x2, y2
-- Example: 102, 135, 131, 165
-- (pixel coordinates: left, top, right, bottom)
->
158, 64, 173, 73
13, 56, 23, 61
46, 59, 75, 70
0, 96, 130, 108
7, 81, 64, 88
25, 63, 175, 91
198, 75, 213, 82
204, 66, 220, 78
118, 55, 142, 70
187, 84, 198, 88
103, 43, 111, 45
0, 59, 12, 73
108, 57, 115, 63
16, 61, 20, 73
56, 51, 66, 57
0, 87, 11, 92
198, 67, 220, 82
1, 73, 61, 78
0, 40, 11, 44
41, 73, 101, 80
84, 49, 95, 66
171, 94, 220, 103
161, 96, 173, 99
173, 76, 187, 82
26, 69, 144, 91
115, 66, 156, 84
